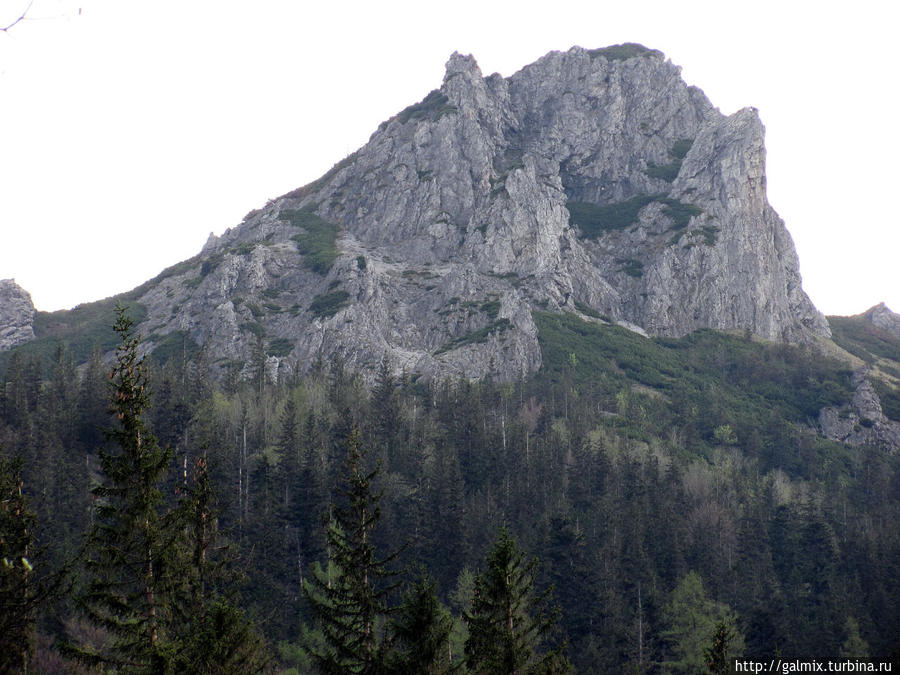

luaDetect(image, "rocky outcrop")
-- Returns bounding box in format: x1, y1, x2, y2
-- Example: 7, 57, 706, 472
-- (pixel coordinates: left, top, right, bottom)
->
819, 369, 900, 452
0, 279, 35, 351
860, 302, 900, 338
121, 44, 829, 381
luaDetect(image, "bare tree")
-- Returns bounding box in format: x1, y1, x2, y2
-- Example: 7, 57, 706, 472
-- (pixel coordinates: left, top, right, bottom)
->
1, 1, 33, 33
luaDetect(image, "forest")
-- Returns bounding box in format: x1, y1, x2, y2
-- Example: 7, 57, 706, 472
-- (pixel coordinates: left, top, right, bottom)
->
2, 304, 900, 673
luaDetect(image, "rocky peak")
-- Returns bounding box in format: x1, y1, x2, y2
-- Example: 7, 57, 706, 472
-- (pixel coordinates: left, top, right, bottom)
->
114, 43, 831, 382
861, 302, 900, 337
0, 279, 36, 351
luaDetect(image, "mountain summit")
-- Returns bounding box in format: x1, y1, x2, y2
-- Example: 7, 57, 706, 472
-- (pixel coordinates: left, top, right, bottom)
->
122, 44, 829, 380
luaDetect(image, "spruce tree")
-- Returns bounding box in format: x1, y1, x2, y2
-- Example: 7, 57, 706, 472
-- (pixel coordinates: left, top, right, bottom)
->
0, 454, 38, 673
72, 304, 179, 671
386, 575, 453, 674
464, 528, 570, 674
170, 456, 270, 673
303, 427, 399, 674
72, 305, 269, 672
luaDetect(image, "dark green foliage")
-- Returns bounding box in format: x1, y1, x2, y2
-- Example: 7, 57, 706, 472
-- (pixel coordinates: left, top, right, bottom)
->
645, 160, 682, 182
829, 315, 900, 364
356, 255, 367, 270
72, 305, 179, 669
828, 314, 900, 422
1, 299, 149, 373
148, 330, 200, 366
434, 318, 512, 355
267, 337, 294, 357
619, 258, 644, 278
387, 576, 454, 674
567, 195, 656, 236
464, 529, 570, 674
645, 139, 694, 182
533, 311, 854, 454
302, 428, 400, 674
309, 290, 352, 318
480, 300, 501, 319
587, 43, 664, 61
282, 207, 341, 274
573, 300, 604, 320
660, 197, 703, 230
699, 225, 720, 246
0, 454, 38, 673
669, 139, 694, 160
396, 89, 457, 125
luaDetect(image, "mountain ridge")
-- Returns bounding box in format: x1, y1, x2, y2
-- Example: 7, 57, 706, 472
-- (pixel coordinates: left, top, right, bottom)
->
1, 44, 842, 384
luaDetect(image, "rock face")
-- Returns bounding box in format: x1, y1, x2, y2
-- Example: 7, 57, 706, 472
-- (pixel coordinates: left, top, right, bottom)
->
0, 279, 36, 351
860, 302, 900, 338
128, 44, 829, 381
819, 369, 900, 452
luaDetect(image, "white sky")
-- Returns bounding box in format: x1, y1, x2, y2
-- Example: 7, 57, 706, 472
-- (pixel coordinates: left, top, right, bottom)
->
1, 0, 897, 316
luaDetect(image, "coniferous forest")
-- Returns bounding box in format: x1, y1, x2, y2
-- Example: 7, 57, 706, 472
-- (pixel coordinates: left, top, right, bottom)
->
2, 305, 900, 673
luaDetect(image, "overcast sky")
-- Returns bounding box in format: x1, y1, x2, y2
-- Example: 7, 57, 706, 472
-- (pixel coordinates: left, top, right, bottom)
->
1, 0, 897, 316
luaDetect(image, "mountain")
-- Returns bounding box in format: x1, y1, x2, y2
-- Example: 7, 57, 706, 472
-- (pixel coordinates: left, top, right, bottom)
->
23, 43, 827, 382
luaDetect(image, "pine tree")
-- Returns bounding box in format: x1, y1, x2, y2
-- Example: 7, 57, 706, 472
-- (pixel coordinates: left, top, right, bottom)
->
72, 304, 180, 671
303, 427, 399, 674
465, 528, 570, 674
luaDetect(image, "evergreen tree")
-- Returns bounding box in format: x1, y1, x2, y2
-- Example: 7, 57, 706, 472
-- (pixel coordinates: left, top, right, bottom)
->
72, 305, 180, 670
170, 456, 271, 673
0, 454, 38, 673
465, 528, 570, 674
71, 306, 268, 672
661, 571, 744, 673
704, 621, 736, 674
303, 427, 399, 674
386, 575, 453, 674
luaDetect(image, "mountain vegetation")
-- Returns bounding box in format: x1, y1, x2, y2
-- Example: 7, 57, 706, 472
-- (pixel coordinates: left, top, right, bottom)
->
1, 303, 899, 671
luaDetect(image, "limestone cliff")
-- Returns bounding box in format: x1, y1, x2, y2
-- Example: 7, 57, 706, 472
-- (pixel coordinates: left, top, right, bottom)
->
125, 44, 829, 380
0, 279, 35, 351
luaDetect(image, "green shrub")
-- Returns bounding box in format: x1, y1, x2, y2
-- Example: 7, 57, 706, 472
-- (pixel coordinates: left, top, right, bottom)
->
309, 290, 351, 319
356, 255, 367, 270
567, 195, 657, 236
435, 319, 512, 355
574, 300, 603, 320
282, 207, 340, 275
396, 90, 457, 125
267, 337, 294, 357
480, 300, 501, 320
660, 198, 702, 230
669, 139, 694, 160
645, 139, 694, 182
619, 258, 644, 278
587, 43, 664, 61
645, 161, 681, 182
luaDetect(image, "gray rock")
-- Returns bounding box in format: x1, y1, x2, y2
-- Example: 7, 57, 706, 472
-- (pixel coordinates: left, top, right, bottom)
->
860, 302, 900, 337
124, 44, 830, 382
819, 369, 900, 452
0, 279, 35, 351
